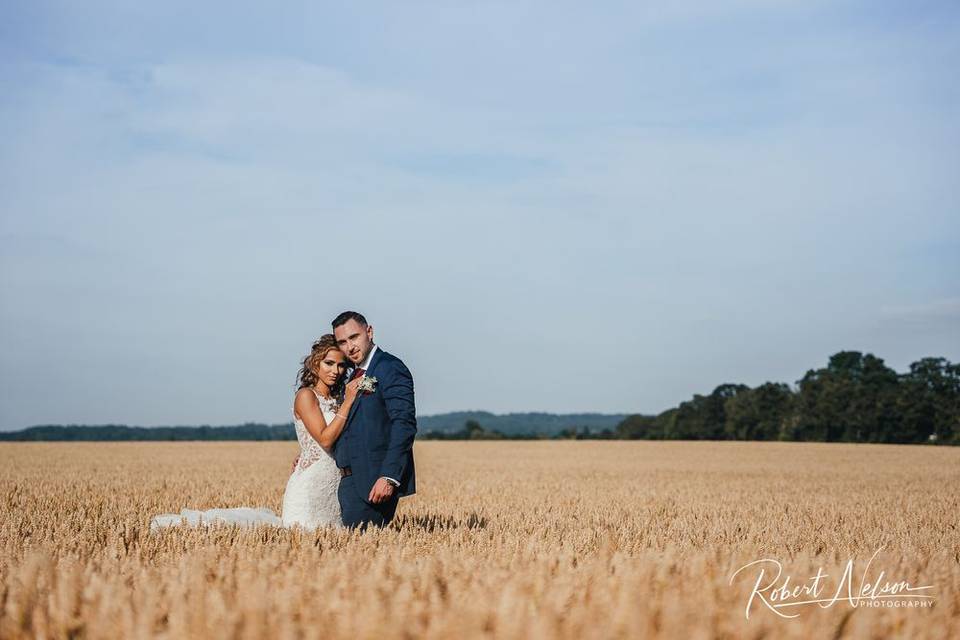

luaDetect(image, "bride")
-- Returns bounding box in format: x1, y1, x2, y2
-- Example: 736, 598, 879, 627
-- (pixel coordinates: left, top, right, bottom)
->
150, 335, 361, 531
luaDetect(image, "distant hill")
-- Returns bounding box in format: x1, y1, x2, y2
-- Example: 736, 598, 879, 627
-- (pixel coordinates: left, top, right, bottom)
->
418, 411, 628, 435
0, 412, 629, 441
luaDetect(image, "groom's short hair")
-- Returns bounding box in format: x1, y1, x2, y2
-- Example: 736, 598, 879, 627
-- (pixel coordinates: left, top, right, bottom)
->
332, 311, 367, 329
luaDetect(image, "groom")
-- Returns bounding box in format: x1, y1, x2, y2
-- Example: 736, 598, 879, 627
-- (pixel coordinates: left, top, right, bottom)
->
332, 311, 417, 528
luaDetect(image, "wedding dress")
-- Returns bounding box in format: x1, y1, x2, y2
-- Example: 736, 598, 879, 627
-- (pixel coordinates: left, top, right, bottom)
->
150, 389, 343, 531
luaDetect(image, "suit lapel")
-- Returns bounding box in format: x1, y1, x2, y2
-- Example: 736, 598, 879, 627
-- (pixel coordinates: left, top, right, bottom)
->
345, 347, 384, 427
365, 347, 384, 379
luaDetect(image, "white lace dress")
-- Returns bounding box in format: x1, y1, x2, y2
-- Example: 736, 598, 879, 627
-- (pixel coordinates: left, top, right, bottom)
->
150, 390, 343, 532
281, 391, 343, 529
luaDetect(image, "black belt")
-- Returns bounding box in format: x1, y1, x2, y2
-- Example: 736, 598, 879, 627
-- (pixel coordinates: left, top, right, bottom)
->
340, 466, 352, 478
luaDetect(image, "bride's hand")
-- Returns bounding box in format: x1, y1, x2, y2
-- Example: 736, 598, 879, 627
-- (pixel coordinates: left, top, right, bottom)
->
344, 378, 362, 405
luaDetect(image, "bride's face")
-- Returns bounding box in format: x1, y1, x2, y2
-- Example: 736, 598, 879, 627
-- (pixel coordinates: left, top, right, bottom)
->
314, 349, 348, 387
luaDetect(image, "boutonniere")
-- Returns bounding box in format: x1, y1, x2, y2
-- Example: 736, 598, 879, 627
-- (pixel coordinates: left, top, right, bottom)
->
358, 376, 378, 395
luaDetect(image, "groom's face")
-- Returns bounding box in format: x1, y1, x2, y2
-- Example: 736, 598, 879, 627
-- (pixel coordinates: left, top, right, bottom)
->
334, 319, 374, 366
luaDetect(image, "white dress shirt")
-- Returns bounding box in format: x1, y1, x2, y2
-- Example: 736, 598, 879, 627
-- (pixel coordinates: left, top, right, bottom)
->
354, 344, 379, 375
353, 344, 400, 489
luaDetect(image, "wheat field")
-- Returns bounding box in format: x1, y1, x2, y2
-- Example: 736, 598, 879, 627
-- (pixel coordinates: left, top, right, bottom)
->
0, 441, 957, 639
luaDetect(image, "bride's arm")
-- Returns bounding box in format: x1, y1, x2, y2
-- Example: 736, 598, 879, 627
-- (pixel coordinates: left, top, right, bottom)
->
294, 383, 359, 452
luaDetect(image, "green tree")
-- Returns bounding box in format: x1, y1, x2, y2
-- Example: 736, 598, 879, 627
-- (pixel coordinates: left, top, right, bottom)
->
793, 351, 900, 442
463, 420, 504, 440
898, 357, 960, 444
615, 414, 660, 439
666, 384, 748, 440
723, 382, 794, 440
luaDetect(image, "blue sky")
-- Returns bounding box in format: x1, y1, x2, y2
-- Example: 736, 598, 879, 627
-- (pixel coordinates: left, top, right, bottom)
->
1, 1, 958, 429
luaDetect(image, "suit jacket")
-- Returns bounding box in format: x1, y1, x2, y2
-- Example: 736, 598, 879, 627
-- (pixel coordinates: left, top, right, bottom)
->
334, 348, 417, 499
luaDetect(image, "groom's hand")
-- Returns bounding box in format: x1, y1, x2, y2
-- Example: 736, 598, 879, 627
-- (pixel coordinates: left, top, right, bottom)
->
368, 477, 396, 504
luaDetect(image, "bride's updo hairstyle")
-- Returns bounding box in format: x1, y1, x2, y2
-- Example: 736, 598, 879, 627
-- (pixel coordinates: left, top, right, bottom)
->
296, 334, 344, 394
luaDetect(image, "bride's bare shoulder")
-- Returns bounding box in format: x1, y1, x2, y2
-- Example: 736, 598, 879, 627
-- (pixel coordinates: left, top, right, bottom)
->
293, 388, 320, 412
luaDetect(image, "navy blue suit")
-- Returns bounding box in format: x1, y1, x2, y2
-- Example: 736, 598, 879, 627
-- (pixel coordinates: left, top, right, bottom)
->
334, 347, 416, 528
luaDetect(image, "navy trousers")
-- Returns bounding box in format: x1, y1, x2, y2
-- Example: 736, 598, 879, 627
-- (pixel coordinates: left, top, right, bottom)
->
338, 474, 399, 529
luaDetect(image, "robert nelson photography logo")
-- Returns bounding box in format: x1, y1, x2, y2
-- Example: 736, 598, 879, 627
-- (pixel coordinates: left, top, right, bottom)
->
729, 547, 936, 619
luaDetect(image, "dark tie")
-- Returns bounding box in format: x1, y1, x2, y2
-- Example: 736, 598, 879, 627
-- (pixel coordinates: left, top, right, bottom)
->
351, 368, 366, 381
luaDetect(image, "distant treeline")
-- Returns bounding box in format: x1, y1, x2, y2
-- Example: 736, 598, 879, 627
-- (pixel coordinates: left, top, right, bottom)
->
615, 352, 959, 445
2, 352, 956, 444
0, 423, 296, 441
0, 414, 625, 442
